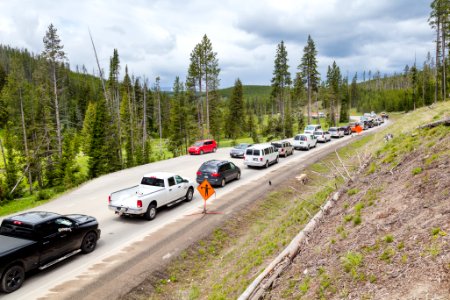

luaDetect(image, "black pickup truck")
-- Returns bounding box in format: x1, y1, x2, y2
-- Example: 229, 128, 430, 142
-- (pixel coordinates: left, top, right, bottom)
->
0, 211, 101, 293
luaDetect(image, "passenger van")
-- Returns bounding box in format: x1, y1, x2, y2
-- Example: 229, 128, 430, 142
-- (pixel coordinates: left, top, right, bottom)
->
304, 124, 322, 135
244, 144, 279, 168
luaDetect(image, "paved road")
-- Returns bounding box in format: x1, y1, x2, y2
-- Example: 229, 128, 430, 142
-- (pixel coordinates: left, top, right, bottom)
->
1, 122, 389, 299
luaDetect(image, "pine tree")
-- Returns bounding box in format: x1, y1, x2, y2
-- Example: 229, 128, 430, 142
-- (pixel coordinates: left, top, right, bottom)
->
186, 35, 220, 138
87, 97, 117, 178
271, 41, 291, 137
226, 78, 244, 141
299, 35, 320, 125
42, 23, 66, 159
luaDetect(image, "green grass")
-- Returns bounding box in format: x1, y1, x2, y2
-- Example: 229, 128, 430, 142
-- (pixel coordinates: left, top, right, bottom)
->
0, 188, 59, 216
412, 167, 423, 175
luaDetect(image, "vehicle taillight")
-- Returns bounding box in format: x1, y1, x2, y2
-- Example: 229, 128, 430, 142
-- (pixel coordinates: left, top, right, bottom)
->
260, 157, 263, 161
137, 200, 143, 208
196, 171, 202, 176
108, 195, 111, 203
13, 221, 22, 225
211, 172, 220, 177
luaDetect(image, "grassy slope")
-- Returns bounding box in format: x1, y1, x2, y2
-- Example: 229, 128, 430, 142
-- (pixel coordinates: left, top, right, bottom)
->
123, 101, 450, 299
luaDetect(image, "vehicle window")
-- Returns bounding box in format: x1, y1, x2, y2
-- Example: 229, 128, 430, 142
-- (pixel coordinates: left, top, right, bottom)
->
294, 135, 300, 140
0, 222, 35, 240
301, 136, 306, 141
271, 143, 281, 148
38, 222, 58, 237
221, 163, 231, 172
246, 149, 253, 155
141, 177, 165, 187
175, 175, 184, 184
168, 177, 176, 186
254, 149, 260, 156
194, 141, 203, 146
200, 164, 217, 173
230, 162, 236, 169
305, 125, 315, 131
205, 141, 211, 145
263, 148, 268, 155
314, 131, 321, 135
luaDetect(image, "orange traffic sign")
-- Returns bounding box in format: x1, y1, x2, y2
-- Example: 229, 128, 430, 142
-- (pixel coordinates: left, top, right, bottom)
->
197, 179, 215, 201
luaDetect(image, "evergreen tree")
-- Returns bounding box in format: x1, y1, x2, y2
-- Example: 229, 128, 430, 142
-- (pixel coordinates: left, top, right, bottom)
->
271, 41, 291, 137
340, 76, 350, 123
226, 78, 244, 141
186, 35, 220, 138
168, 77, 187, 156
87, 97, 117, 178
299, 35, 320, 124
42, 23, 66, 159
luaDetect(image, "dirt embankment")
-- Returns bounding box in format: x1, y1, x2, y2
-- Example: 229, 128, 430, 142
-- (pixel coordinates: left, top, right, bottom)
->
267, 124, 450, 299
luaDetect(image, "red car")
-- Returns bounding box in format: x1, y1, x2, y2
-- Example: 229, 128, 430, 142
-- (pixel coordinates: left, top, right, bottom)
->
188, 139, 217, 155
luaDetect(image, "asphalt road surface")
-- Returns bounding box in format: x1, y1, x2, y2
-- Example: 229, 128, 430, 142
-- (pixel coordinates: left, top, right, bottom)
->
0, 122, 389, 300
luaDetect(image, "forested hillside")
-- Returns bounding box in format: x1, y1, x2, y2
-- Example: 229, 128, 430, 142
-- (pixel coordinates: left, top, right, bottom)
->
0, 0, 448, 205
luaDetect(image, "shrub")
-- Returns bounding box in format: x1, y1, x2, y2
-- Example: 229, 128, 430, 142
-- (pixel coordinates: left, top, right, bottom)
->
412, 167, 423, 175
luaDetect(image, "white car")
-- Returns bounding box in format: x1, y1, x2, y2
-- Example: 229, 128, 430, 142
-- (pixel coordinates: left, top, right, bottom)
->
244, 144, 279, 168
329, 127, 344, 138
293, 134, 318, 150
304, 124, 322, 135
314, 130, 331, 142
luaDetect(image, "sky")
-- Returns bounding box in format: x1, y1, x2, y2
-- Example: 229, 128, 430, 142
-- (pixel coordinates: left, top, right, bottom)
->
0, 0, 434, 89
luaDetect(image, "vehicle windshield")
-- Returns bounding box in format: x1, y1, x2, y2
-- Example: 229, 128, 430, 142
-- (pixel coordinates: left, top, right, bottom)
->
329, 128, 337, 131
271, 143, 282, 148
305, 125, 316, 131
314, 131, 322, 135
194, 141, 203, 147
235, 144, 248, 149
141, 177, 165, 187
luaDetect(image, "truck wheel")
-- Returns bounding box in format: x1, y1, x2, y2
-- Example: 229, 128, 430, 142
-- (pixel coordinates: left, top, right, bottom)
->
144, 203, 157, 220
1, 265, 25, 293
81, 231, 98, 254
185, 188, 194, 202
265, 160, 269, 168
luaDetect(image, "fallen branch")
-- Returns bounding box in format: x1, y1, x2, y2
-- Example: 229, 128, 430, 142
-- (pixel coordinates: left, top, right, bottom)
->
239, 192, 342, 300
418, 117, 450, 129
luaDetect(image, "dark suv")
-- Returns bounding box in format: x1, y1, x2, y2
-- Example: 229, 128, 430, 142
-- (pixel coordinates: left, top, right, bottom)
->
196, 160, 241, 187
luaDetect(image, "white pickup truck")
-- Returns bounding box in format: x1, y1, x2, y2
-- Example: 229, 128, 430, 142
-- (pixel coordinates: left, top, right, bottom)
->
108, 172, 195, 220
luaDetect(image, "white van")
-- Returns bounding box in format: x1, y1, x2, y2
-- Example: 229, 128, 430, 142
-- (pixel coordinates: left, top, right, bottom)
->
244, 144, 279, 168
304, 124, 322, 135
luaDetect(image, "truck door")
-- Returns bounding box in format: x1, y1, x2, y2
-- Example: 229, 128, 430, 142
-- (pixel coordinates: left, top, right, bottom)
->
166, 176, 183, 202
38, 218, 76, 264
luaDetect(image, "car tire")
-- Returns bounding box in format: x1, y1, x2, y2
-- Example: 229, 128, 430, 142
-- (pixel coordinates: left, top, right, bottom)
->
200, 150, 204, 155
307, 145, 310, 150
81, 231, 98, 254
144, 203, 157, 221
276, 156, 279, 164
213, 148, 217, 153
185, 188, 194, 202
265, 160, 269, 168
221, 178, 226, 187
236, 172, 241, 180
1, 265, 25, 293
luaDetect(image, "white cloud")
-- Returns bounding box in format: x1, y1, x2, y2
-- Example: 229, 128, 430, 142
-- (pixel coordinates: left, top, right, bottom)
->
0, 0, 434, 88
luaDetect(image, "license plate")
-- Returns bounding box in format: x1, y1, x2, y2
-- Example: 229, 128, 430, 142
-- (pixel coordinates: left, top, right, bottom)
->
253, 158, 258, 161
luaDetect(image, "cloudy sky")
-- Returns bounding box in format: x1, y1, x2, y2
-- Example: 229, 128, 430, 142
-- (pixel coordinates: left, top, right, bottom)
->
0, 0, 433, 88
